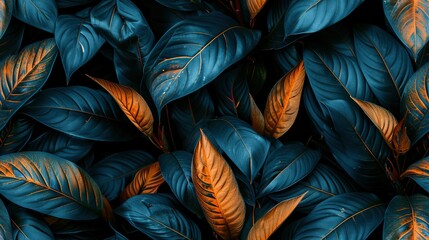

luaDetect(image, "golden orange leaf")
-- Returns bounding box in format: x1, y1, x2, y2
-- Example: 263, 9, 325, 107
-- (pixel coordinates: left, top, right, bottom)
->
119, 162, 164, 202
250, 94, 264, 135
392, 115, 411, 156
247, 0, 268, 21
88, 75, 154, 137
352, 97, 398, 145
263, 61, 305, 138
247, 192, 306, 240
192, 129, 246, 239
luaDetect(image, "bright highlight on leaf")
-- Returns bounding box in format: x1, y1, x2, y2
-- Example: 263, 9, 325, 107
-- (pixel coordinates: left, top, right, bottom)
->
192, 129, 246, 239
264, 61, 305, 138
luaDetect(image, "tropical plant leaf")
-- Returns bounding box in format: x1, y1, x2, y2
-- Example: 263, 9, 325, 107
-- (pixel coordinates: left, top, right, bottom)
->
24, 131, 93, 163
55, 15, 105, 81
243, 59, 267, 95
0, 38, 57, 131
13, 0, 57, 33
384, 194, 429, 239
89, 150, 155, 201
273, 43, 300, 74
21, 86, 137, 142
263, 61, 305, 138
144, 11, 261, 113
257, 142, 320, 198
247, 0, 267, 22
89, 76, 154, 137
249, 94, 264, 135
353, 23, 414, 113
293, 192, 385, 239
0, 19, 24, 61
119, 161, 165, 202
56, 0, 95, 8
0, 0, 12, 39
0, 151, 105, 220
192, 129, 245, 239
207, 116, 270, 183
0, 198, 12, 240
158, 151, 203, 218
155, 0, 199, 11
352, 97, 398, 145
44, 216, 105, 239
401, 63, 429, 145
115, 194, 202, 240
402, 157, 429, 193
383, 0, 429, 60
0, 117, 34, 155
9, 205, 55, 240
392, 116, 411, 156
247, 193, 306, 240
270, 164, 359, 213
112, 49, 143, 91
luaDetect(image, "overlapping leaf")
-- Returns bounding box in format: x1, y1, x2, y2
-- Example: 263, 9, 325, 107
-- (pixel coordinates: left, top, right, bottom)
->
192, 130, 245, 239
0, 19, 24, 61
0, 198, 11, 240
0, 117, 34, 155
249, 94, 264, 135
0, 152, 105, 220
0, 0, 12, 38
22, 86, 137, 142
155, 0, 199, 11
247, 0, 267, 21
9, 206, 55, 239
384, 194, 429, 239
56, 0, 95, 8
402, 157, 429, 193
144, 11, 261, 113
13, 0, 57, 33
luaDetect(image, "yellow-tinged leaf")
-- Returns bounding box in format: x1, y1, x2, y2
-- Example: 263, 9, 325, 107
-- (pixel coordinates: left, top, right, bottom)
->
247, 0, 268, 21
119, 162, 164, 202
392, 115, 411, 156
192, 129, 245, 239
247, 192, 306, 240
352, 97, 398, 145
250, 94, 264, 135
263, 61, 305, 138
88, 75, 154, 137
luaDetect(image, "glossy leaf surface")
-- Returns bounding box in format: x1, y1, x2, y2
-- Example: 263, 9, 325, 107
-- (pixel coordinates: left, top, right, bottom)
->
192, 130, 245, 239
0, 199, 11, 240
13, 0, 57, 33
158, 151, 203, 218
0, 0, 12, 38
293, 192, 385, 239
257, 142, 320, 198
115, 194, 201, 240
383, 0, 429, 59
0, 152, 104, 220
144, 11, 261, 113
10, 206, 54, 239
402, 157, 429, 193
22, 86, 137, 142
264, 61, 305, 138
0, 19, 24, 60
0, 117, 34, 155
89, 150, 155, 201
207, 116, 270, 183
384, 194, 429, 239
0, 38, 57, 131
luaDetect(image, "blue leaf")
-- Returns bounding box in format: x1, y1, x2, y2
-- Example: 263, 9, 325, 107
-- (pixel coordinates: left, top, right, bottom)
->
89, 150, 155, 201
155, 0, 200, 11
270, 163, 360, 213
13, 0, 57, 33
55, 15, 105, 81
0, 151, 106, 220
354, 23, 414, 114
158, 151, 203, 218
56, 0, 95, 8
273, 43, 301, 74
9, 205, 55, 239
402, 156, 429, 194
22, 86, 138, 142
112, 49, 144, 91
0, 198, 12, 240
24, 131, 93, 162
206, 116, 270, 183
0, 117, 34, 155
144, 11, 261, 114
293, 192, 385, 239
0, 0, 12, 39
0, 38, 57, 131
257, 142, 320, 198
115, 194, 202, 240
0, 19, 24, 61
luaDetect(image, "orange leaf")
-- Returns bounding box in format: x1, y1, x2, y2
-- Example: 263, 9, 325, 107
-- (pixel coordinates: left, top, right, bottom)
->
247, 0, 268, 21
264, 61, 305, 138
250, 94, 264, 135
192, 129, 245, 239
392, 115, 411, 156
119, 162, 164, 202
88, 75, 154, 137
247, 192, 306, 240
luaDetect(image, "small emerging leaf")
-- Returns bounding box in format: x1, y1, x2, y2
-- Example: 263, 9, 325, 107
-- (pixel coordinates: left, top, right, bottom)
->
392, 116, 411, 156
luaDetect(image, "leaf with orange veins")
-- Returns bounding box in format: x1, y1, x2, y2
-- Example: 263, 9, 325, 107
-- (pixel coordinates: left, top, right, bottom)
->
263, 61, 305, 138
192, 129, 246, 240
247, 0, 268, 22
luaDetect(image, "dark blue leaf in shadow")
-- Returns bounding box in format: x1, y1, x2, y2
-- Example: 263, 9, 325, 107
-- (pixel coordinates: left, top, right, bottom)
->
0, 117, 34, 155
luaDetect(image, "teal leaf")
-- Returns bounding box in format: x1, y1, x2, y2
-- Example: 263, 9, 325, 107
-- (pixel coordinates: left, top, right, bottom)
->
402, 156, 429, 194
89, 150, 155, 201
0, 151, 105, 220
0, 0, 12, 39
207, 116, 270, 183
0, 19, 24, 61
144, 11, 261, 114
257, 142, 320, 198
9, 205, 55, 239
0, 38, 57, 131
13, 0, 57, 33
293, 192, 385, 239
274, 43, 300, 74
55, 15, 105, 81
384, 194, 429, 239
0, 198, 12, 240
22, 86, 137, 142
24, 131, 93, 163
0, 117, 34, 155
115, 194, 202, 240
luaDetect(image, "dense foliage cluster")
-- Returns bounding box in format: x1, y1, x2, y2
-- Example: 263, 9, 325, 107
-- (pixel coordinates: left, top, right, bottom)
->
0, 0, 429, 239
